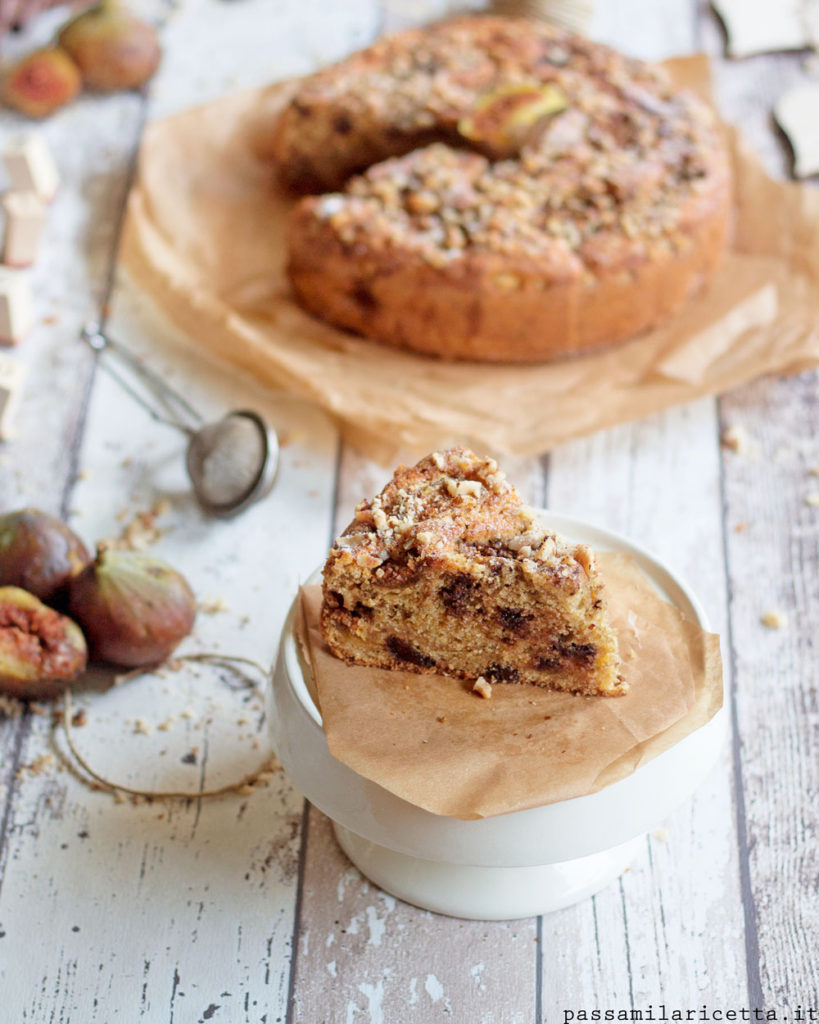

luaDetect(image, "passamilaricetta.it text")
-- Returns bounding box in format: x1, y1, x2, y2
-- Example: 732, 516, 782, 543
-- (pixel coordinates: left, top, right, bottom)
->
563, 1008, 818, 1022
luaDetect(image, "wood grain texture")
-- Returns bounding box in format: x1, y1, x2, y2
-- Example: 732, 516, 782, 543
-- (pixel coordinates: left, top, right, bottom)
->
590, 0, 698, 58
544, 399, 746, 1011
291, 808, 538, 1023
701, 0, 819, 1005
719, 373, 819, 1007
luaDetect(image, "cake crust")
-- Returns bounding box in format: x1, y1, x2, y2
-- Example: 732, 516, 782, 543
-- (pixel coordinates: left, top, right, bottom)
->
276, 16, 732, 363
320, 448, 624, 696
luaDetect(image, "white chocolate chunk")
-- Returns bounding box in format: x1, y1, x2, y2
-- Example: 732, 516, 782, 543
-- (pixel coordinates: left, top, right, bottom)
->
2, 133, 60, 201
0, 268, 34, 345
711, 0, 808, 57
2, 192, 47, 268
775, 83, 819, 178
0, 353, 26, 440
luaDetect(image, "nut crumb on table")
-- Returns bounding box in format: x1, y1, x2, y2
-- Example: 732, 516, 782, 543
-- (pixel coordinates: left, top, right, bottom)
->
721, 424, 751, 453
761, 609, 788, 630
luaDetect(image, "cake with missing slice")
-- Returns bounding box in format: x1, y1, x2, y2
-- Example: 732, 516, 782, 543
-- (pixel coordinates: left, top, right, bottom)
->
320, 448, 624, 696
277, 16, 731, 363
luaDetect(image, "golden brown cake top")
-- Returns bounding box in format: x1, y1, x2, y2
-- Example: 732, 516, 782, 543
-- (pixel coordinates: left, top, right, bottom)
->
286, 16, 730, 271
330, 447, 594, 591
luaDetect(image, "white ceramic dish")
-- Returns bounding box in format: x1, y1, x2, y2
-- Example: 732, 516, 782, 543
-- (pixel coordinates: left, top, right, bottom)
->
267, 512, 726, 920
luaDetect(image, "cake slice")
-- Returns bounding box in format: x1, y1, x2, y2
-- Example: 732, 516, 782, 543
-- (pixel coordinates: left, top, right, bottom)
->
320, 448, 624, 696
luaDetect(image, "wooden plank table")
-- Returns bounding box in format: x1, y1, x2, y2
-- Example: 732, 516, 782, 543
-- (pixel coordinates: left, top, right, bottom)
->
0, 1, 816, 1019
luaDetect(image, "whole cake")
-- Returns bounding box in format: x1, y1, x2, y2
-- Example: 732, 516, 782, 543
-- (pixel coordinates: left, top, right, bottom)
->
274, 16, 732, 363
320, 448, 624, 696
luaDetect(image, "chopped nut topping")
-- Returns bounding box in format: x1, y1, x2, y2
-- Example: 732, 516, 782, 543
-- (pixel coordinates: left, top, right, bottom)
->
445, 477, 484, 498
285, 18, 725, 270
472, 676, 493, 699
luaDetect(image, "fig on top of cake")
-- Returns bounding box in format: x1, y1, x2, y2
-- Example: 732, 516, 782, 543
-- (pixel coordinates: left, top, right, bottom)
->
320, 447, 624, 696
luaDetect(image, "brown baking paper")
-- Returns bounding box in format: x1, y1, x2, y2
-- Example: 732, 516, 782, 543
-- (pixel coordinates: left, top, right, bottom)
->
120, 56, 819, 462
296, 552, 723, 820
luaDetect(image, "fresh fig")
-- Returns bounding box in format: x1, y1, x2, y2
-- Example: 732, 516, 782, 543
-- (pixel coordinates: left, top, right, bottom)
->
458, 83, 567, 158
0, 509, 91, 604
0, 586, 87, 700
68, 546, 196, 667
1, 46, 82, 118
57, 1, 161, 92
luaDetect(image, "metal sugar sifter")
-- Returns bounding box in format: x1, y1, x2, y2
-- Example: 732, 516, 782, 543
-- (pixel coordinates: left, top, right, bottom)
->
82, 323, 279, 518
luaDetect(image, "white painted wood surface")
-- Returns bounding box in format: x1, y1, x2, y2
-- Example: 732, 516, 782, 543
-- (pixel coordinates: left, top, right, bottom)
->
0, 0, 817, 1020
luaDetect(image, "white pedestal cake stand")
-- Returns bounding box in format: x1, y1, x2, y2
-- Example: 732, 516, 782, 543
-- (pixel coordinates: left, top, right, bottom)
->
268, 512, 726, 921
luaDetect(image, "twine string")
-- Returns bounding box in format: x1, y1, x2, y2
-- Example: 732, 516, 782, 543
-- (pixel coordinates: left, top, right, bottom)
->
61, 653, 279, 801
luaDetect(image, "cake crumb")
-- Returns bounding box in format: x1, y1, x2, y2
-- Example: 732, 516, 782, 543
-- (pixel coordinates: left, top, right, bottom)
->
0, 694, 25, 719
472, 676, 492, 699
653, 827, 669, 842
113, 498, 172, 551
133, 718, 153, 735
761, 609, 787, 630
18, 752, 57, 778
805, 492, 819, 507
721, 425, 750, 453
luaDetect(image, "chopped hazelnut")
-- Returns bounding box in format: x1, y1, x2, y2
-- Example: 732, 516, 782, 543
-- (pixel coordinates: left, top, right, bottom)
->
721, 425, 751, 454
472, 676, 492, 699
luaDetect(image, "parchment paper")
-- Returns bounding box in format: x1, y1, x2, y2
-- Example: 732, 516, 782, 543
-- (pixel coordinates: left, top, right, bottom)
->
296, 552, 723, 820
120, 56, 819, 463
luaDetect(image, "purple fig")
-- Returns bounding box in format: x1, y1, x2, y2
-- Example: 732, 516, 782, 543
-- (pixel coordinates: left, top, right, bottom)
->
0, 509, 91, 604
0, 586, 87, 700
2, 47, 82, 118
68, 546, 196, 667
58, 1, 161, 93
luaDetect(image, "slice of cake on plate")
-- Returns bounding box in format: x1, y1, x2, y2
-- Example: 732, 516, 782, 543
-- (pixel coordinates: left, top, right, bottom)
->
321, 447, 624, 696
